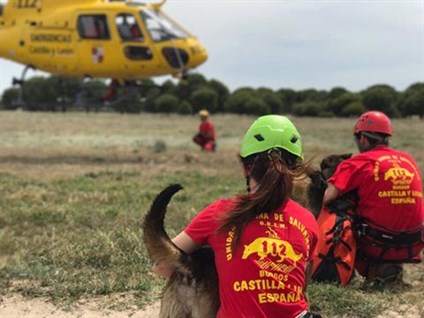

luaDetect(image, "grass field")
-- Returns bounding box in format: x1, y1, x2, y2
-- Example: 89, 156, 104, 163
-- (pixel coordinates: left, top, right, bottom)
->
0, 111, 423, 317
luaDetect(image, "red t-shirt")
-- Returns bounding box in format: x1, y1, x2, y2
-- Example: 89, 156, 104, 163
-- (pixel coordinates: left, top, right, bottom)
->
199, 120, 215, 141
185, 198, 318, 318
328, 145, 423, 259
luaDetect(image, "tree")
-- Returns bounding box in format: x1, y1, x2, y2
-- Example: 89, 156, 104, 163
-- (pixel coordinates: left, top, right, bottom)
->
244, 97, 271, 115
177, 100, 193, 114
276, 88, 296, 113
207, 79, 230, 112
257, 88, 283, 114
143, 87, 161, 112
187, 73, 208, 91
404, 82, 424, 92
160, 80, 177, 95
190, 87, 218, 113
397, 82, 424, 117
23, 76, 56, 107
326, 93, 361, 116
398, 91, 424, 118
80, 80, 107, 112
340, 102, 366, 117
296, 88, 328, 103
175, 80, 191, 101
154, 94, 179, 113
225, 88, 278, 115
224, 90, 253, 114
328, 87, 349, 99
361, 84, 399, 116
137, 78, 157, 97
44, 76, 84, 111
1, 87, 19, 109
292, 101, 321, 117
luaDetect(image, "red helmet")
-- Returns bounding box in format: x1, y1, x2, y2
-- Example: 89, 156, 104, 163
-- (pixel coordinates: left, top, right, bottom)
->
353, 111, 392, 136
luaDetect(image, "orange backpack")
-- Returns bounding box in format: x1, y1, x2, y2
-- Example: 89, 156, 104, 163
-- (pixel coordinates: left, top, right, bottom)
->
311, 201, 357, 287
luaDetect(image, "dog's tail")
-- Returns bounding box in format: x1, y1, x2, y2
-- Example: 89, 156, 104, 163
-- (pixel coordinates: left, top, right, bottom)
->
142, 184, 188, 273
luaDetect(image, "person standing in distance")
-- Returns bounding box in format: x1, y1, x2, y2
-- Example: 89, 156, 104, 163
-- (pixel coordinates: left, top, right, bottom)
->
323, 111, 423, 287
155, 115, 320, 318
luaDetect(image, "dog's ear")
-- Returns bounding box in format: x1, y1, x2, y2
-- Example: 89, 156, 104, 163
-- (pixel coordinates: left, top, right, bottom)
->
341, 153, 352, 160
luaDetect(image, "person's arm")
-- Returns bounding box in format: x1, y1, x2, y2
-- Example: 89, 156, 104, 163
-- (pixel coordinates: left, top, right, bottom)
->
323, 182, 340, 206
152, 231, 200, 278
173, 231, 200, 254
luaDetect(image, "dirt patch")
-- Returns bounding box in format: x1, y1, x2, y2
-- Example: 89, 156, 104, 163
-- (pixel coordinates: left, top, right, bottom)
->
0, 295, 161, 318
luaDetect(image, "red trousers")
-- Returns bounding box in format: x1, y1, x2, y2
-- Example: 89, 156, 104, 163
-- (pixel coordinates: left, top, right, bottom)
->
193, 134, 215, 151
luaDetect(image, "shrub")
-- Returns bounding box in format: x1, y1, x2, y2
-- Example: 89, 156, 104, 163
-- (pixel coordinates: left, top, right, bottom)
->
207, 79, 230, 112
152, 140, 167, 153
143, 88, 161, 113
190, 87, 218, 113
1, 87, 19, 109
177, 100, 193, 115
154, 94, 179, 113
276, 88, 296, 113
397, 83, 424, 118
361, 85, 398, 116
328, 87, 349, 99
326, 93, 361, 116
245, 97, 271, 115
340, 102, 366, 117
224, 90, 253, 114
112, 90, 142, 114
257, 88, 283, 114
293, 101, 321, 117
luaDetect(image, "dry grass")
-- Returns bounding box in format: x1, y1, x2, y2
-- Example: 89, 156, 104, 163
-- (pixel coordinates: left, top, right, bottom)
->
1, 111, 422, 179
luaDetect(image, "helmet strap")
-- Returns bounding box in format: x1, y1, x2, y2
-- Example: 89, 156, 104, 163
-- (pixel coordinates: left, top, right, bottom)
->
361, 131, 386, 142
356, 132, 389, 153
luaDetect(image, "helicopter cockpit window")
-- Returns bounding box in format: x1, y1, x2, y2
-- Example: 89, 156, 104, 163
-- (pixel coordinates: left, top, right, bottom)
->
116, 14, 143, 41
78, 15, 110, 40
140, 10, 189, 42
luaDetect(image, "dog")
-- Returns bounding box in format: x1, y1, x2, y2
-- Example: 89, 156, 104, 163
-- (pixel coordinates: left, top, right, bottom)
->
294, 170, 328, 218
142, 184, 219, 318
319, 153, 358, 212
142, 172, 328, 318
320, 153, 352, 179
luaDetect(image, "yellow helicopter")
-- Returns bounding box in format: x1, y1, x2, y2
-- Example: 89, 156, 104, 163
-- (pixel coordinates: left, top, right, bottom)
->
0, 0, 208, 104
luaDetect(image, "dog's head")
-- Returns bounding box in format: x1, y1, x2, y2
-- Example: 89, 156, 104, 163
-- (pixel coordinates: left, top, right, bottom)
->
320, 153, 352, 179
306, 170, 328, 218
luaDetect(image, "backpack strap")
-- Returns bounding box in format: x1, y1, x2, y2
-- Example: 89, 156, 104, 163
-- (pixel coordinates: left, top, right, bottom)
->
357, 223, 422, 246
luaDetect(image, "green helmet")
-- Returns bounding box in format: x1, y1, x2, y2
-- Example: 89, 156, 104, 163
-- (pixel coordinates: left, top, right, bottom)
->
240, 115, 303, 159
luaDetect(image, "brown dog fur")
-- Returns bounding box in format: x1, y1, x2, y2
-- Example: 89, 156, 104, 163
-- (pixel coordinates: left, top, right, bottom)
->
143, 184, 219, 318
142, 172, 327, 318
320, 153, 352, 179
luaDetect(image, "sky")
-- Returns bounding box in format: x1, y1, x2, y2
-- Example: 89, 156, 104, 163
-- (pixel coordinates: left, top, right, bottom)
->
0, 0, 423, 95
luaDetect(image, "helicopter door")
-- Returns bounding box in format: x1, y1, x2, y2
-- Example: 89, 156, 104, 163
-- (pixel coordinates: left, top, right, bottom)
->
75, 13, 125, 78
114, 13, 155, 78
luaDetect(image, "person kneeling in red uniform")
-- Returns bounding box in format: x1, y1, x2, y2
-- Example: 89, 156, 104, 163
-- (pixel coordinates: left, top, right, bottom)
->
323, 111, 424, 288
193, 109, 216, 152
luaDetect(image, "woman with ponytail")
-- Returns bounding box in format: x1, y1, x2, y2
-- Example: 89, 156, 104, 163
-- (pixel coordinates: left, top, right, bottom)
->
154, 115, 319, 318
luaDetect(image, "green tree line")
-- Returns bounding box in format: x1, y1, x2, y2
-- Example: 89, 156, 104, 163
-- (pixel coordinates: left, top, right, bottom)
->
1, 74, 423, 117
